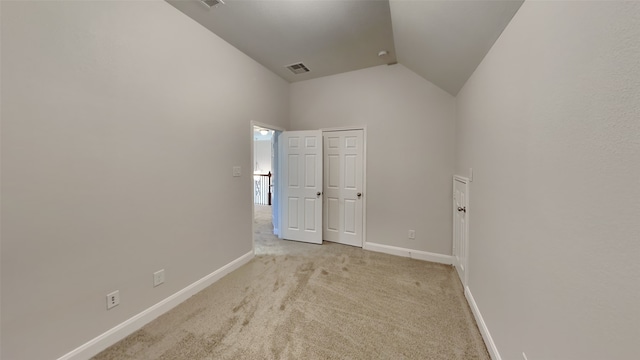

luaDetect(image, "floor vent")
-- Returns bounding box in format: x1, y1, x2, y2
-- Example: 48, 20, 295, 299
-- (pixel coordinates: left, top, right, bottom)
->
201, 0, 224, 9
286, 63, 310, 75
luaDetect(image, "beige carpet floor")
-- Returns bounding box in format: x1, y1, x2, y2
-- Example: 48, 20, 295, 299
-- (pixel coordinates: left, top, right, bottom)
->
93, 205, 489, 359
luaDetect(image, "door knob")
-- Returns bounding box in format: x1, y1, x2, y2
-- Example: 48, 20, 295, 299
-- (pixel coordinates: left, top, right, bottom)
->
317, 192, 322, 197
357, 192, 362, 198
457, 207, 466, 213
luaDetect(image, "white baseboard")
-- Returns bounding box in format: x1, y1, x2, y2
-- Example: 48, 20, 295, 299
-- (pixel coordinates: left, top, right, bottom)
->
363, 242, 453, 265
57, 251, 254, 360
465, 286, 502, 360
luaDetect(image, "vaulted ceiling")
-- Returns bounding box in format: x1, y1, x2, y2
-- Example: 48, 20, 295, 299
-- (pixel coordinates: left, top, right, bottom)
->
168, 0, 524, 95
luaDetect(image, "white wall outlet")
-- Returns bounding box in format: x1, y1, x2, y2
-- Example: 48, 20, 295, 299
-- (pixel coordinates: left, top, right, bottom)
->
106, 290, 120, 310
408, 230, 416, 239
232, 166, 241, 177
153, 269, 165, 287
522, 352, 529, 360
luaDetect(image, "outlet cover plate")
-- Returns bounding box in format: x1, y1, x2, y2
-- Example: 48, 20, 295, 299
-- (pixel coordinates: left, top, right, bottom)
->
106, 290, 120, 310
154, 269, 165, 287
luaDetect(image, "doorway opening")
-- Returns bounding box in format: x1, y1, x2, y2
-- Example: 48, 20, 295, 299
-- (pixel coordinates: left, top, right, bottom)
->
251, 122, 283, 255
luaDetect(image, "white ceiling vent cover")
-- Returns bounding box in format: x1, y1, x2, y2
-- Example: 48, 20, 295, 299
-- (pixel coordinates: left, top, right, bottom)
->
200, 0, 224, 9
286, 63, 310, 75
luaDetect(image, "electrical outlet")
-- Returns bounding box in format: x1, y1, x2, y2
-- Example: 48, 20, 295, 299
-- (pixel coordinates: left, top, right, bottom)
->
153, 269, 165, 287
522, 352, 529, 360
106, 290, 120, 310
408, 230, 416, 239
232, 166, 241, 177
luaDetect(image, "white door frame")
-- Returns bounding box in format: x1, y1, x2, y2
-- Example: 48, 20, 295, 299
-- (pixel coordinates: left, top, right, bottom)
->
250, 121, 285, 255
321, 126, 367, 248
453, 175, 470, 287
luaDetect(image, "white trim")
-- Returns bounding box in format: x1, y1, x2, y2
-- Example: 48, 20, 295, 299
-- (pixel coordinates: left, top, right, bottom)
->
277, 133, 283, 239
362, 127, 367, 249
251, 120, 285, 133
465, 286, 502, 360
363, 242, 453, 265
454, 175, 469, 183
57, 251, 254, 360
319, 125, 366, 132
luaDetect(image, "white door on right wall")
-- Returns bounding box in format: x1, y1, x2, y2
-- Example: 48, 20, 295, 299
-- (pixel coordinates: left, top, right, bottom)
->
453, 176, 469, 286
323, 130, 364, 247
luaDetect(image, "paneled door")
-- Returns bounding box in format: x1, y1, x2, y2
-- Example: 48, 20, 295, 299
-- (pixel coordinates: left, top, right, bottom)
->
453, 176, 469, 285
323, 130, 364, 247
280, 131, 323, 244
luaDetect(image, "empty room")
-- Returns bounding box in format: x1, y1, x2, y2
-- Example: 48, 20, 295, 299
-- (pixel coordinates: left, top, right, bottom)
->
1, 0, 638, 359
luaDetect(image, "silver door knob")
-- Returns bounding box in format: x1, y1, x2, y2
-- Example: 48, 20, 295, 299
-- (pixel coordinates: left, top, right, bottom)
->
457, 207, 466, 213
357, 193, 362, 198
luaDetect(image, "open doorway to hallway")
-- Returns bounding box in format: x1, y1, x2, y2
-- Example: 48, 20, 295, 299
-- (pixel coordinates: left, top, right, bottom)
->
252, 123, 283, 255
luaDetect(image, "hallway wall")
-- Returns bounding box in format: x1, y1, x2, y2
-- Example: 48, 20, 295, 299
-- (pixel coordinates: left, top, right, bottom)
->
253, 140, 272, 174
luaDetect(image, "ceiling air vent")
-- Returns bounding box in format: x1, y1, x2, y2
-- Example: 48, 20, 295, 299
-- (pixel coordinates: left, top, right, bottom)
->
286, 63, 310, 75
200, 0, 224, 9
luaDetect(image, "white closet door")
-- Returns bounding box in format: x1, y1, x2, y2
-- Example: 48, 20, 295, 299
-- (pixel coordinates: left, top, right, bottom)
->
323, 130, 364, 247
453, 176, 469, 285
280, 131, 323, 244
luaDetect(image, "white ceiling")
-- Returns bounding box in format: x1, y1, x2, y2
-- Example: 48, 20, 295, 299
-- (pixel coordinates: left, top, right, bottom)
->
168, 0, 523, 95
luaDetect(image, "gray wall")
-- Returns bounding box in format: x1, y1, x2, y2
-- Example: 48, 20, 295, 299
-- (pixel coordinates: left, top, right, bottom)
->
290, 64, 456, 255
456, 1, 640, 359
0, 1, 289, 359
